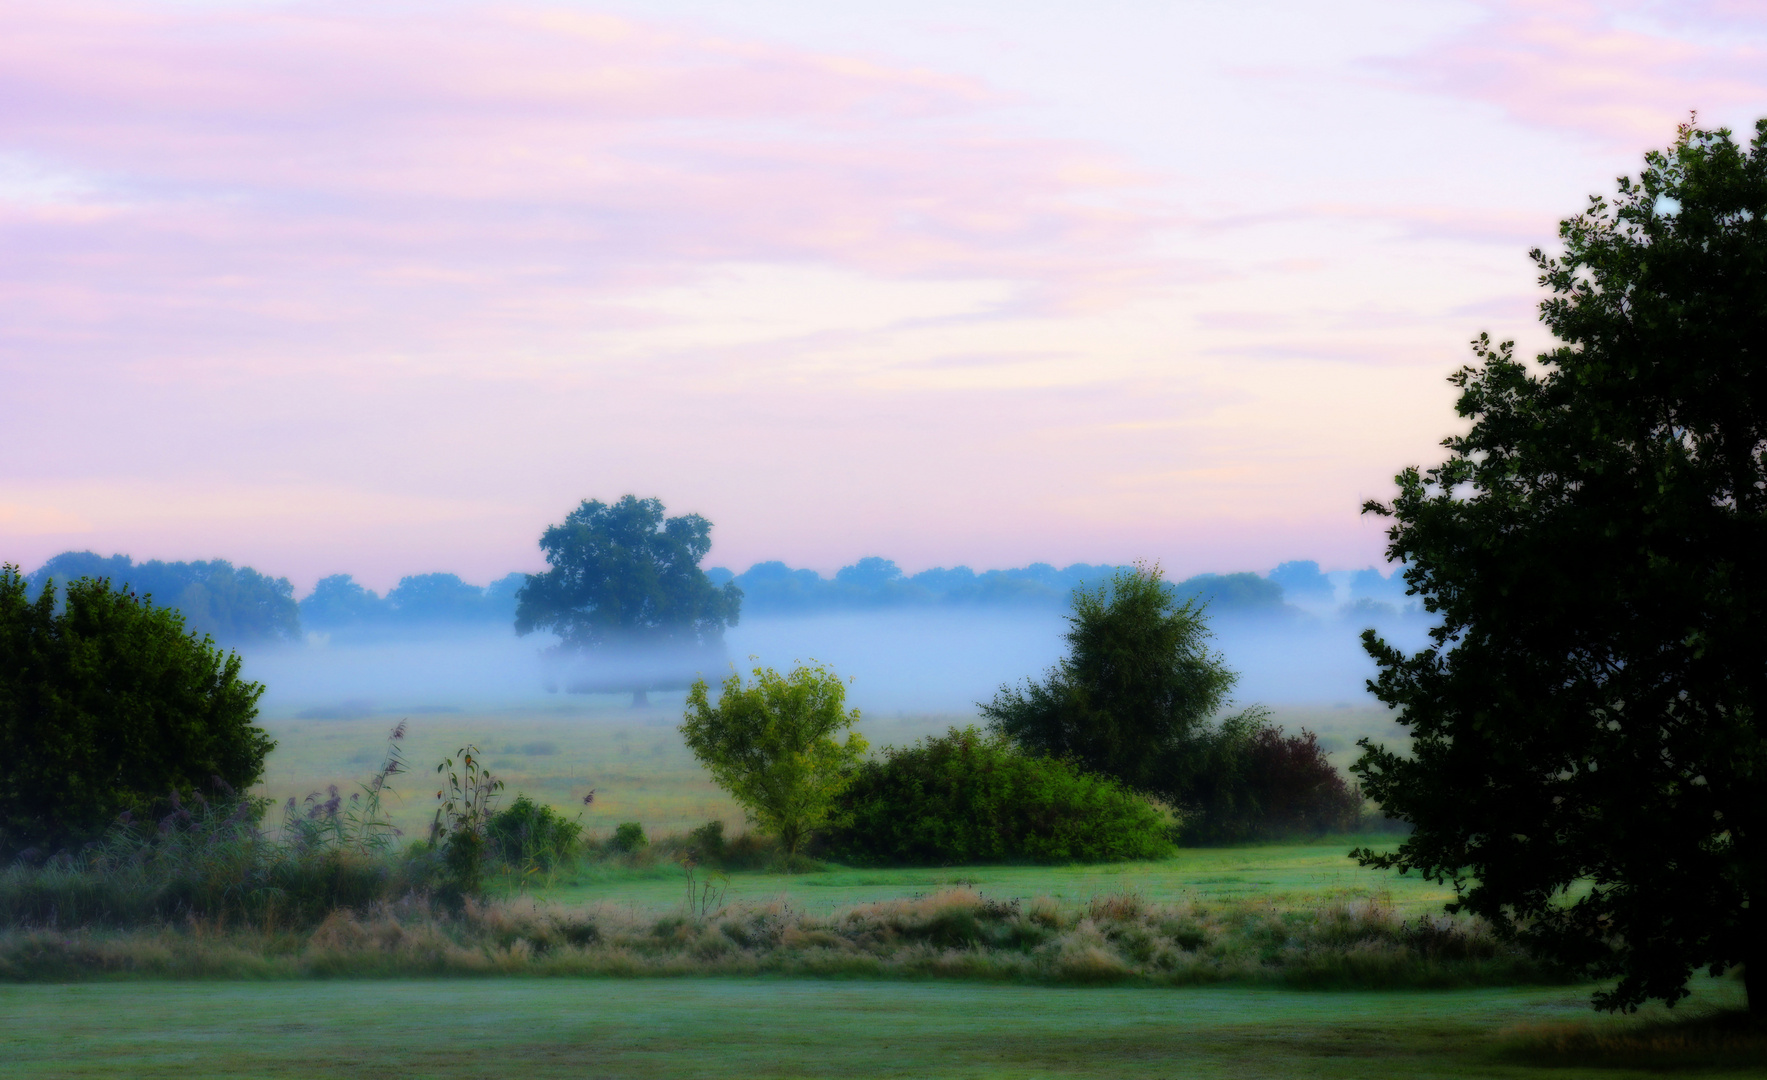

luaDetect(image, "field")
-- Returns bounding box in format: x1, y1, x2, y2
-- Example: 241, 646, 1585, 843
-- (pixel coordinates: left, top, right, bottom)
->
253, 702, 1408, 845
16, 704, 1756, 1078
254, 703, 1448, 914
5, 978, 1757, 1079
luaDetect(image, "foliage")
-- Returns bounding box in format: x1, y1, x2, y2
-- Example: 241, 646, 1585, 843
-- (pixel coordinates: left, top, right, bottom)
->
1183, 724, 1364, 844
610, 821, 648, 853
1351, 119, 1767, 1016
980, 562, 1257, 812
686, 820, 727, 862
0, 566, 275, 855
25, 552, 300, 644
486, 796, 581, 873
430, 745, 503, 901
515, 495, 742, 653
824, 727, 1174, 865
300, 572, 527, 631
0, 728, 417, 928
681, 663, 869, 857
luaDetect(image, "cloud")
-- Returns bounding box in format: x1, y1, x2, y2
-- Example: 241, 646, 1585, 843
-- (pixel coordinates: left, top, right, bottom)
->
1379, 0, 1767, 146
0, 0, 1162, 368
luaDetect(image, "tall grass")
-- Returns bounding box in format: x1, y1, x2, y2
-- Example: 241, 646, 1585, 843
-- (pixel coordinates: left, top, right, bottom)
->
0, 886, 1564, 988
0, 724, 427, 928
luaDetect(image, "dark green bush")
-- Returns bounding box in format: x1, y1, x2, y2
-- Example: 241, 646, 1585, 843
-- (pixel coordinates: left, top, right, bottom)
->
823, 728, 1174, 865
686, 820, 726, 862
487, 796, 581, 871
1183, 725, 1364, 844
0, 566, 275, 856
611, 822, 648, 853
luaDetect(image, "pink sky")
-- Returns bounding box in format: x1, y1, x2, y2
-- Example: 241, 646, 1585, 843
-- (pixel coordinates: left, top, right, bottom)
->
4, 0, 1766, 592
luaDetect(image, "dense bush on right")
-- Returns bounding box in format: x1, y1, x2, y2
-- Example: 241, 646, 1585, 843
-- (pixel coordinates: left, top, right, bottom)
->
823, 727, 1173, 865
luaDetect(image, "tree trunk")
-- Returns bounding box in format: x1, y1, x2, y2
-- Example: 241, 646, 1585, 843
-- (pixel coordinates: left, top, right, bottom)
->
631, 688, 649, 708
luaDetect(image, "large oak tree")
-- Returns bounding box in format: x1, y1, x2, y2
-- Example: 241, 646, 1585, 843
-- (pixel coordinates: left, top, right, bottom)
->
1353, 119, 1767, 1015
515, 496, 742, 704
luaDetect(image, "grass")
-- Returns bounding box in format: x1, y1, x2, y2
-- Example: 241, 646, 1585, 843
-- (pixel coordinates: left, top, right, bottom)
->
251, 704, 1404, 844
3, 976, 1758, 1079
12, 705, 1759, 1075
528, 836, 1455, 917
0, 886, 1550, 987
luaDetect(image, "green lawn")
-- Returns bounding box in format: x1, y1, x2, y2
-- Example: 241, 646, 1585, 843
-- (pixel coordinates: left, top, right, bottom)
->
4, 977, 1752, 1079
528, 836, 1451, 917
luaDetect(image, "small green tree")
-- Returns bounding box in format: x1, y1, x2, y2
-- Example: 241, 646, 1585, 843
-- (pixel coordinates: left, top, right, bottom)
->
0, 565, 274, 855
681, 663, 868, 858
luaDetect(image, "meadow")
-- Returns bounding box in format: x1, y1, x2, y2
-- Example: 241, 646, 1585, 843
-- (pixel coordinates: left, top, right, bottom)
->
4, 977, 1759, 1079
252, 701, 1408, 848
12, 702, 1759, 1077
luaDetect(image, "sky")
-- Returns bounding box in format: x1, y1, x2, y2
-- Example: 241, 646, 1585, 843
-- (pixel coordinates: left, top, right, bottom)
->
4, 0, 1766, 594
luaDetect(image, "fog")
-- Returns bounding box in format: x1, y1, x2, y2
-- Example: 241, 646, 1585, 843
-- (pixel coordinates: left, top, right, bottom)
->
244, 608, 1435, 720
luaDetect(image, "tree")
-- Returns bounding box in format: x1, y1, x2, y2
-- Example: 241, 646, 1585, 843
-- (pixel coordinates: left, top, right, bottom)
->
0, 565, 274, 855
1351, 119, 1767, 1017
680, 662, 868, 859
980, 562, 1249, 807
27, 552, 301, 645
515, 496, 742, 704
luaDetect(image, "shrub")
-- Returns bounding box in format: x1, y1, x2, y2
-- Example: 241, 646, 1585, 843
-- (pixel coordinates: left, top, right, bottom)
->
823, 728, 1174, 865
428, 746, 502, 903
487, 796, 581, 872
0, 566, 274, 856
0, 784, 412, 928
611, 822, 648, 853
686, 820, 726, 862
1185, 725, 1363, 844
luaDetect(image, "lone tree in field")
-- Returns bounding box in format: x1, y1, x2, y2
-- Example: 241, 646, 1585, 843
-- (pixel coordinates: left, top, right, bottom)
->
980, 562, 1356, 840
0, 565, 274, 855
681, 662, 868, 860
515, 496, 742, 705
1352, 118, 1767, 1017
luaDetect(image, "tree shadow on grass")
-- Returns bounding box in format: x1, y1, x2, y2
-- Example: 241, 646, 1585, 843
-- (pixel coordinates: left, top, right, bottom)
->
1496, 1006, 1767, 1072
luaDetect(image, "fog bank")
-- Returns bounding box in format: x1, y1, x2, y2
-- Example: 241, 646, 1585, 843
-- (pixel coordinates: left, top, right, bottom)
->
244, 609, 1434, 719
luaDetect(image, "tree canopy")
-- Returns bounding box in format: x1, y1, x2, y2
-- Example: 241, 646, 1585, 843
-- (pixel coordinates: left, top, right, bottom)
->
0, 566, 273, 855
981, 563, 1247, 805
515, 496, 741, 655
1351, 119, 1767, 1016
681, 662, 868, 858
25, 553, 300, 645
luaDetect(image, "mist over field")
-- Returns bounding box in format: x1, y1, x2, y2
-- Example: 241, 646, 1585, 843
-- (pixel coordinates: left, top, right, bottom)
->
242, 606, 1434, 720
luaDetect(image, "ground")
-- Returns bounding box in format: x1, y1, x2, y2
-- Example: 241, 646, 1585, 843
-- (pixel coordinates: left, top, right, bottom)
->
10, 704, 1753, 1077
4, 978, 1753, 1079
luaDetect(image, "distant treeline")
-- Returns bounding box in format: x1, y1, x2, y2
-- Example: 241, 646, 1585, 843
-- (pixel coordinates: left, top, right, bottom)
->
707, 557, 1297, 615
19, 553, 1415, 646
24, 553, 301, 645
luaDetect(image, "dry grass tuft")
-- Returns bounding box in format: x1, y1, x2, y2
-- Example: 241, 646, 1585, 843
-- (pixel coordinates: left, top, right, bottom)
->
0, 887, 1564, 989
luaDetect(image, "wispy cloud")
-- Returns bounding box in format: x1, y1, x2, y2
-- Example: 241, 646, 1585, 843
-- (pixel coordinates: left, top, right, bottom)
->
0, 0, 1163, 377
1379, 0, 1767, 145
